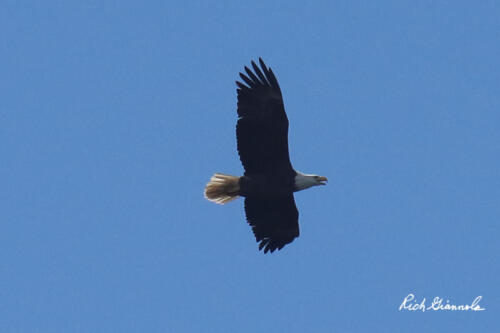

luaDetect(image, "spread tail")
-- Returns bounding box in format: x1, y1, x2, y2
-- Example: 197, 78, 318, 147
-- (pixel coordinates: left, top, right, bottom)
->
204, 173, 240, 204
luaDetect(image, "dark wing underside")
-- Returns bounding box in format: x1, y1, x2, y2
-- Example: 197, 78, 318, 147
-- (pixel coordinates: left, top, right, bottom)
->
236, 58, 294, 176
244, 195, 299, 253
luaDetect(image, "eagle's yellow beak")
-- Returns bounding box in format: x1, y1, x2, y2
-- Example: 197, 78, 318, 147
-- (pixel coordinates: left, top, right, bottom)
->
318, 176, 328, 185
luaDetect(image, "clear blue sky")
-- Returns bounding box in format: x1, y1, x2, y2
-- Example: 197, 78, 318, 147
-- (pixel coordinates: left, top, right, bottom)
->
1, 1, 499, 332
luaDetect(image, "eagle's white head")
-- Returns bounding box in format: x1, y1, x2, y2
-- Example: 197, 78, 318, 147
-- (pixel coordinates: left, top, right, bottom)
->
294, 171, 328, 192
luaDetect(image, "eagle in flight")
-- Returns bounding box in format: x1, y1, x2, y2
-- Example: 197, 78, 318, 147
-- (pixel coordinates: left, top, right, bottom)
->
204, 58, 327, 253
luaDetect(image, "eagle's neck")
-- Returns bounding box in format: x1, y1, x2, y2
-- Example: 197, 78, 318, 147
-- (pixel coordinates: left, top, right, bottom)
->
294, 171, 318, 192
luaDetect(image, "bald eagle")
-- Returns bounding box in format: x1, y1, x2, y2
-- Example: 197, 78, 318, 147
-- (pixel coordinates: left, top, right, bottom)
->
204, 58, 327, 253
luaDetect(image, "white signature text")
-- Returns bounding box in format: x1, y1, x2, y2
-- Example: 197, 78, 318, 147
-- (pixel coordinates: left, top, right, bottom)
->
399, 293, 485, 312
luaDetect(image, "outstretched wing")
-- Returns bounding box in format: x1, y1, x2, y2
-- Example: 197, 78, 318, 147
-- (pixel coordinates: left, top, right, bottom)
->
244, 195, 299, 253
236, 58, 294, 176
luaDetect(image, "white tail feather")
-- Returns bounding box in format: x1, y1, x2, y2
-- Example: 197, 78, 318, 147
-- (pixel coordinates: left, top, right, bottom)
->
204, 173, 240, 204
